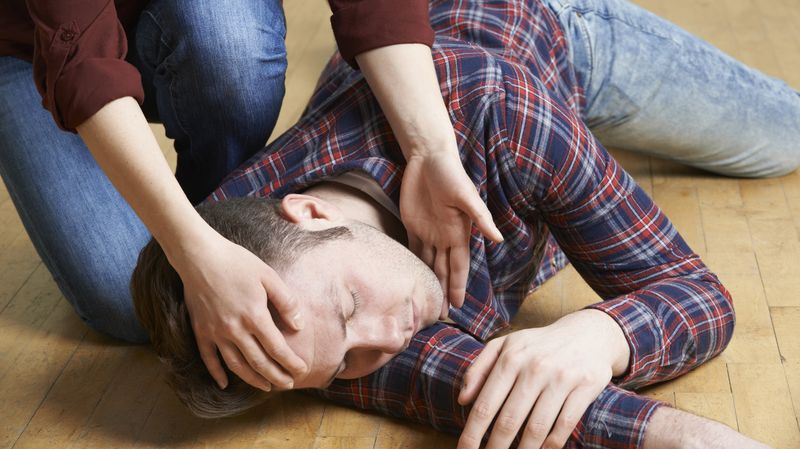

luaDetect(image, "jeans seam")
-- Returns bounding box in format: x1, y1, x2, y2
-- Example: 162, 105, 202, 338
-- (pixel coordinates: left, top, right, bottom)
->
140, 9, 199, 167
570, 6, 681, 44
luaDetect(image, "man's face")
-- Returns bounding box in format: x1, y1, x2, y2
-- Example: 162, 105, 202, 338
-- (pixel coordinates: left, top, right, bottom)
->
281, 221, 444, 389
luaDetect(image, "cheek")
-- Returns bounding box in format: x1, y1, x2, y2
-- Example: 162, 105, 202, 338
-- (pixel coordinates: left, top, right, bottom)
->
338, 350, 397, 379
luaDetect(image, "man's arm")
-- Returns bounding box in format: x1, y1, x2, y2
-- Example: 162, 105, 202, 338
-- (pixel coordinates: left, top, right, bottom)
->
498, 68, 736, 390
312, 322, 667, 447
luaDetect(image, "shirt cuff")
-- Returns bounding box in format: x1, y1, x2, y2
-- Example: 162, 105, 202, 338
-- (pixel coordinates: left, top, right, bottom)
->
574, 384, 668, 449
584, 296, 664, 389
330, 0, 435, 68
53, 58, 145, 132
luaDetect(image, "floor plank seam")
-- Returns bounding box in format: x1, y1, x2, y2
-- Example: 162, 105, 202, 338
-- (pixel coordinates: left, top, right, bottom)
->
10, 328, 89, 449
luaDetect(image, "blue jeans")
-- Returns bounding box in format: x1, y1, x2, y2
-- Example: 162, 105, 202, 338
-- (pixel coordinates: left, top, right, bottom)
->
543, 0, 800, 177
0, 0, 287, 342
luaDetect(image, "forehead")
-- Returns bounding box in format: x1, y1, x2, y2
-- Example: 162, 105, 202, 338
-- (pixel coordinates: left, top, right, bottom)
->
281, 246, 349, 387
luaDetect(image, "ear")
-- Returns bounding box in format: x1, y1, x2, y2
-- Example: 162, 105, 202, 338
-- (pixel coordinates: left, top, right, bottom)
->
280, 194, 344, 227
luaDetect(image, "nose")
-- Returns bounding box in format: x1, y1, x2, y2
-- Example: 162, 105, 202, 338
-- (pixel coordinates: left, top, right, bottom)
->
354, 314, 407, 354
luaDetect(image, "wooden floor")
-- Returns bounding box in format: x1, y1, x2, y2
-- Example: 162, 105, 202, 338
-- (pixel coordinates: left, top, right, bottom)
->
2, 0, 799, 447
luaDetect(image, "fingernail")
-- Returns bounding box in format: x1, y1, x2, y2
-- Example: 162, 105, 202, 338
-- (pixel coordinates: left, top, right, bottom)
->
293, 313, 305, 330
286, 381, 294, 389
262, 383, 272, 392
219, 380, 228, 390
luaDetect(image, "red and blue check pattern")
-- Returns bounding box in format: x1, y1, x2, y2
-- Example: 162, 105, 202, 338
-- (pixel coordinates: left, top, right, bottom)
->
207, 1, 736, 447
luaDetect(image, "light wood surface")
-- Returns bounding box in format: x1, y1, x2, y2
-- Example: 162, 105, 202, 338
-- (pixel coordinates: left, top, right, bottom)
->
2, 0, 799, 447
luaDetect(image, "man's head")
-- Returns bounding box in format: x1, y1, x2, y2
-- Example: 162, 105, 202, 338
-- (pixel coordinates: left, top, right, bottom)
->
131, 194, 443, 418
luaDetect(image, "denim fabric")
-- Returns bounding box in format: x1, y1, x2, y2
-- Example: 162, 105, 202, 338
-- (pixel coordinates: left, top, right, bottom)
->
0, 0, 287, 342
542, 0, 800, 177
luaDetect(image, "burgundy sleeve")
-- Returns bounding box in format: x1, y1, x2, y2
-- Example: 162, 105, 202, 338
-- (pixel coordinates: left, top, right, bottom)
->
327, 0, 435, 68
26, 0, 144, 133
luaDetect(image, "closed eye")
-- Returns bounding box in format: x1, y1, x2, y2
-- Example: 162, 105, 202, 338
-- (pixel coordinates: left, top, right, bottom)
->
349, 290, 362, 320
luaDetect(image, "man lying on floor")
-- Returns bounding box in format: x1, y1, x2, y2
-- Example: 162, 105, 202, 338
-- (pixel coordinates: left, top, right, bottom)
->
130, 0, 798, 447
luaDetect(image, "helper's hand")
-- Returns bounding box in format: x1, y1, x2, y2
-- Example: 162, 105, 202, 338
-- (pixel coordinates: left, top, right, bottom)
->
172, 234, 308, 391
400, 145, 504, 316
457, 309, 628, 449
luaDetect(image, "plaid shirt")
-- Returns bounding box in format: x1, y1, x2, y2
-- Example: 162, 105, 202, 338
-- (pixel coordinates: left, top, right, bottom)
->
207, 0, 736, 446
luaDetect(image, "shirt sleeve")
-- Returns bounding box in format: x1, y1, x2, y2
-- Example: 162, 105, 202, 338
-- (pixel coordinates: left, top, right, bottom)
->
26, 0, 145, 133
327, 0, 435, 68
497, 67, 736, 390
310, 322, 669, 448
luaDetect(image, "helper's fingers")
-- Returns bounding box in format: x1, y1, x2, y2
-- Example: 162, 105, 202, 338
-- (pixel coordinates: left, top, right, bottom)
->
459, 188, 503, 243
217, 341, 272, 392
517, 386, 568, 449
407, 233, 423, 259
248, 307, 308, 377
420, 243, 435, 269
238, 332, 294, 389
449, 245, 470, 309
458, 347, 518, 449
540, 385, 599, 449
197, 337, 229, 389
459, 337, 505, 405
484, 378, 543, 449
433, 247, 450, 304
261, 268, 304, 331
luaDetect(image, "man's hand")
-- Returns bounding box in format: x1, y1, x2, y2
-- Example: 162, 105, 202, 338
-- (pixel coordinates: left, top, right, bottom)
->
171, 235, 308, 391
457, 310, 629, 449
400, 148, 503, 316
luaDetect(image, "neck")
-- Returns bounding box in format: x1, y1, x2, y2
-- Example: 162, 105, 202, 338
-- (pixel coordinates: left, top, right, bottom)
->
302, 181, 408, 245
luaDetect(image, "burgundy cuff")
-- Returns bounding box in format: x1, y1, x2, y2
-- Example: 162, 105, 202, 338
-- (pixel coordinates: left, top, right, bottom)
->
330, 0, 435, 69
53, 58, 144, 132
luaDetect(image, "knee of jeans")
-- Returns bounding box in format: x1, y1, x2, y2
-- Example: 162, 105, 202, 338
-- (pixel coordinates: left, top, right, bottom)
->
163, 0, 288, 85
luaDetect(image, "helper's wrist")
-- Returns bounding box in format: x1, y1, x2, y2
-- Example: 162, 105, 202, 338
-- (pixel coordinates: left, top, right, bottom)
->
160, 219, 224, 273
397, 119, 458, 161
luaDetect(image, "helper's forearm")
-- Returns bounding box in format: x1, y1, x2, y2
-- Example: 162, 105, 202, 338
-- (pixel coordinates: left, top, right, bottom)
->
355, 44, 455, 159
75, 97, 215, 259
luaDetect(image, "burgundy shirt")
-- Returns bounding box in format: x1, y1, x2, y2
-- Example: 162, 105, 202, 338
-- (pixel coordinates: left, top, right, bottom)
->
0, 0, 435, 133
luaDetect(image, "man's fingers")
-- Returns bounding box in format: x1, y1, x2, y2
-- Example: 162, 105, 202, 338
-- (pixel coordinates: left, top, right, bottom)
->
459, 337, 504, 405
198, 340, 229, 389
260, 269, 304, 331
217, 342, 272, 392
517, 387, 566, 449
249, 311, 308, 377
484, 379, 541, 449
458, 347, 517, 449
540, 386, 597, 449
449, 245, 470, 309
460, 189, 503, 243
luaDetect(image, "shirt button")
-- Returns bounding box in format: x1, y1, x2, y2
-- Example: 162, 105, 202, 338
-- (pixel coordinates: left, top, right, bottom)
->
60, 30, 76, 42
